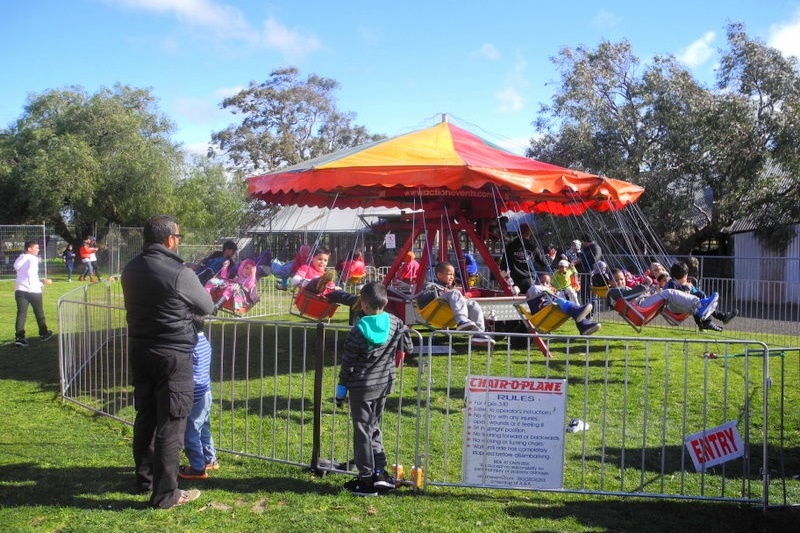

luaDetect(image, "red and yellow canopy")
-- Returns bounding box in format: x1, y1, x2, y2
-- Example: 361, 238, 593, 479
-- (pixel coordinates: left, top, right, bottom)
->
247, 120, 643, 216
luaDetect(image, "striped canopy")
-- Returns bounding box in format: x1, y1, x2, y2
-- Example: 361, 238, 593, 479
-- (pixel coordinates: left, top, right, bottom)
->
247, 120, 643, 216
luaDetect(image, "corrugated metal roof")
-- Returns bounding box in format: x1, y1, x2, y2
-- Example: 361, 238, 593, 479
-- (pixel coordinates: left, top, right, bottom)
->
248, 206, 406, 233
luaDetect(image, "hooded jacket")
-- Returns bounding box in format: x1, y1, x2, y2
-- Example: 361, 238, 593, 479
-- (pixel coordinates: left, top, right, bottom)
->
338, 312, 412, 399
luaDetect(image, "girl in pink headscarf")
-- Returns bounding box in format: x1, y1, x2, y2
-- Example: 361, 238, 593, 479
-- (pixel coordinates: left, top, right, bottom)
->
205, 258, 260, 315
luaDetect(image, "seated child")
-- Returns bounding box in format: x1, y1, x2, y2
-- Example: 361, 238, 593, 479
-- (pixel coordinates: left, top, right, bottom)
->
552, 259, 581, 305
392, 251, 420, 291
291, 246, 359, 309
590, 260, 613, 289
415, 261, 495, 346
205, 258, 260, 315
607, 268, 719, 325
666, 261, 737, 331
527, 274, 600, 335
272, 244, 312, 290
341, 251, 367, 285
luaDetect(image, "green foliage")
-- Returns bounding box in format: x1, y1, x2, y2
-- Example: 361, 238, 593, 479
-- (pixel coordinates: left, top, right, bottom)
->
173, 156, 249, 234
0, 84, 182, 241
529, 24, 800, 253
210, 67, 385, 174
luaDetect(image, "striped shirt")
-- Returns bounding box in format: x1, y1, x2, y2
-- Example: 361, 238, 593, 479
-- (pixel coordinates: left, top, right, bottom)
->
192, 332, 212, 400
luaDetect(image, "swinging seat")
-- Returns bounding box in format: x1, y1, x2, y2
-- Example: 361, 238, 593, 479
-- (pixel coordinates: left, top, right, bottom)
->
591, 285, 610, 299
415, 298, 458, 329
345, 275, 365, 287
612, 297, 666, 333
662, 309, 690, 326
515, 303, 570, 334
291, 290, 340, 321
208, 287, 257, 317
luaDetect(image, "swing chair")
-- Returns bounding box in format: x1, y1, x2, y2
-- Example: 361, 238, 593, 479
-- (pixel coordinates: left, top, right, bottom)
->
661, 309, 691, 326
514, 302, 570, 334
290, 288, 340, 321
611, 295, 666, 333
414, 297, 458, 329
206, 255, 266, 317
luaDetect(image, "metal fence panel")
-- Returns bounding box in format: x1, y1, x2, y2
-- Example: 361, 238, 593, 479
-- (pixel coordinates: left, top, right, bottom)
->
57, 284, 800, 507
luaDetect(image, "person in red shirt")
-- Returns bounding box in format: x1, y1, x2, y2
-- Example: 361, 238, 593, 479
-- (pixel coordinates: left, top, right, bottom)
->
78, 238, 99, 282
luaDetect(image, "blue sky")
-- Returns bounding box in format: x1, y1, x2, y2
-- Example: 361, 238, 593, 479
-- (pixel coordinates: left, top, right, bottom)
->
2, 0, 799, 157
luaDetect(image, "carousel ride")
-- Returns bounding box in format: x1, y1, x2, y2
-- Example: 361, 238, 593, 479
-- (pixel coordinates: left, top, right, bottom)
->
247, 116, 645, 352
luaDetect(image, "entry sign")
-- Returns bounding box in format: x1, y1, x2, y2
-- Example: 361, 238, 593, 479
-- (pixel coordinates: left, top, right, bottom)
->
462, 375, 566, 489
684, 420, 745, 472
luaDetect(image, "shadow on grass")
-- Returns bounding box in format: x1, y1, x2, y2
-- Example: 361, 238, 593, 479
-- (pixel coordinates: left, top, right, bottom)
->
0, 462, 334, 510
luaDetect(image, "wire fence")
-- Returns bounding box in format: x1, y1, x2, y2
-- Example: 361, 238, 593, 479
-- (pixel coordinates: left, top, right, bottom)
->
57, 282, 800, 508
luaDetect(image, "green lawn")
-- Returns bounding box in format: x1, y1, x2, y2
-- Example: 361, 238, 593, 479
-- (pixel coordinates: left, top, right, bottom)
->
1, 279, 799, 532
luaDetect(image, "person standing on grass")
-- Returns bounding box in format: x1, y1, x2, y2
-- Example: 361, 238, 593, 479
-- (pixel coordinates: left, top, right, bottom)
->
61, 243, 76, 282
121, 215, 214, 509
335, 282, 413, 496
178, 316, 219, 480
13, 241, 54, 347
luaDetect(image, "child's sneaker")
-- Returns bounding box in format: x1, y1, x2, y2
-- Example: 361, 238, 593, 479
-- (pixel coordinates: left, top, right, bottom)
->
205, 460, 220, 471
373, 470, 396, 491
39, 330, 54, 342
15, 337, 29, 347
456, 320, 479, 331
343, 477, 378, 496
470, 335, 496, 346
177, 465, 208, 480
696, 292, 719, 321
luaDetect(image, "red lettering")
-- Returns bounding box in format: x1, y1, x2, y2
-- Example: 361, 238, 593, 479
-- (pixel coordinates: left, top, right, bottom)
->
690, 439, 705, 463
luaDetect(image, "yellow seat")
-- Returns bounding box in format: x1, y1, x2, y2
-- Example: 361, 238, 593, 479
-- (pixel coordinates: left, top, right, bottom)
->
515, 303, 570, 334
467, 274, 480, 288
346, 275, 365, 286
415, 298, 458, 329
291, 290, 340, 321
592, 285, 609, 298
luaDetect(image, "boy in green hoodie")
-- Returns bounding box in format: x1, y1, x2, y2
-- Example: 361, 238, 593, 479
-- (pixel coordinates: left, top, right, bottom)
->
336, 282, 413, 496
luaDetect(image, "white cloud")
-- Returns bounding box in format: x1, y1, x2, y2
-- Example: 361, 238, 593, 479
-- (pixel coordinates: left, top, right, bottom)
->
768, 11, 800, 59
173, 96, 222, 124
495, 87, 524, 113
591, 9, 621, 31
214, 85, 244, 99
106, 0, 320, 58
257, 17, 321, 58
475, 43, 501, 61
676, 31, 716, 68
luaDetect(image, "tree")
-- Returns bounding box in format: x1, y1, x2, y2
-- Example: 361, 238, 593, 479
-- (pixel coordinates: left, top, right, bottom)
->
528, 25, 800, 253
717, 23, 800, 240
210, 67, 384, 174
173, 156, 250, 234
0, 85, 183, 243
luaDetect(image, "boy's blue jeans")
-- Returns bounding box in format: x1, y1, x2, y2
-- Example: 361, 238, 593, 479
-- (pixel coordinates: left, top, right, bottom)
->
184, 389, 216, 471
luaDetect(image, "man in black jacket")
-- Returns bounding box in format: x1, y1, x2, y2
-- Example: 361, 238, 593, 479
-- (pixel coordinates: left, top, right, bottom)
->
122, 215, 215, 509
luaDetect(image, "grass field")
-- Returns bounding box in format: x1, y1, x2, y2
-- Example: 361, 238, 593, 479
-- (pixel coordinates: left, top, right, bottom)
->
1, 278, 799, 532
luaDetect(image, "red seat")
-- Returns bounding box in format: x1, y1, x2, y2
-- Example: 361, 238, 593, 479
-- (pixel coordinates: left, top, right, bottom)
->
292, 291, 339, 321
613, 297, 666, 332
209, 287, 255, 317
662, 309, 690, 326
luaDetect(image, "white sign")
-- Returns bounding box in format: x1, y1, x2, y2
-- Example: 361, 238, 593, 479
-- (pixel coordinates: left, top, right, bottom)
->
462, 375, 566, 489
684, 420, 745, 472
384, 233, 396, 249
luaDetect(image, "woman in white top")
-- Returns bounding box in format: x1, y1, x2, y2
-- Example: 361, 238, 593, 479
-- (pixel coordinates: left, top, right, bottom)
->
14, 241, 53, 347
